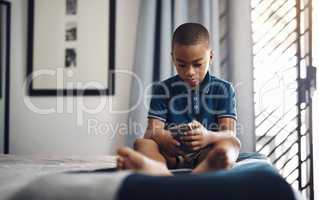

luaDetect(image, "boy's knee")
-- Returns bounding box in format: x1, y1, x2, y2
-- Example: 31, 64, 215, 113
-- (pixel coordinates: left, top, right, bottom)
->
133, 138, 157, 150
220, 136, 241, 149
231, 136, 241, 148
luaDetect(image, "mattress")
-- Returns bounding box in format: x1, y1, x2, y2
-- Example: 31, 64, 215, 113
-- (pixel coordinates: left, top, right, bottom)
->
0, 153, 299, 200
0, 154, 128, 200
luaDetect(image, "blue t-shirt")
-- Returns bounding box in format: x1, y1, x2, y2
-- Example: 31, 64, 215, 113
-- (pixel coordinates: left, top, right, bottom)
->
148, 72, 237, 131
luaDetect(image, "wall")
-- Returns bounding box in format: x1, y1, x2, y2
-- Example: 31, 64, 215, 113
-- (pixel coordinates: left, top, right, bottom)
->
8, 0, 140, 155
228, 0, 256, 152
7, 0, 257, 155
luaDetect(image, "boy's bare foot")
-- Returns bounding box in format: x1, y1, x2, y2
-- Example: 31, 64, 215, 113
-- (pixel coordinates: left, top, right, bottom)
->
117, 147, 172, 176
192, 147, 236, 174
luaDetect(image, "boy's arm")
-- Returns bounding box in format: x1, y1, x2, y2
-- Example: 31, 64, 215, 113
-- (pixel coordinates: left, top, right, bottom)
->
181, 118, 241, 151
144, 118, 185, 157
205, 117, 238, 144
144, 118, 167, 140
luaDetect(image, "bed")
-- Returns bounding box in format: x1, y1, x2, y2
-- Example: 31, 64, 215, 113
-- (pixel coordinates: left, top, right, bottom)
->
0, 153, 299, 200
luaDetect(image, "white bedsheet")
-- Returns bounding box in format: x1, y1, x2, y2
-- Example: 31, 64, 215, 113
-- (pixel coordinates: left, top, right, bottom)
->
0, 154, 130, 200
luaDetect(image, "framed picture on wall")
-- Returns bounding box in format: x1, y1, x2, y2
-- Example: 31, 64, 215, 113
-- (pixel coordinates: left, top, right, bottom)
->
27, 0, 116, 96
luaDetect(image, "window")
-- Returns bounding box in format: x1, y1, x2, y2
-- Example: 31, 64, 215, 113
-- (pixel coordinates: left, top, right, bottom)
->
251, 0, 315, 199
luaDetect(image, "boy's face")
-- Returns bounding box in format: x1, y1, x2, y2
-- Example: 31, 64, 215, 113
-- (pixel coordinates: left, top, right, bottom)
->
172, 42, 213, 88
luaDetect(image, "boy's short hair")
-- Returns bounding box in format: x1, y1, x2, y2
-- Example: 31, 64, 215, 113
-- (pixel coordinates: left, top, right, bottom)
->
172, 23, 210, 47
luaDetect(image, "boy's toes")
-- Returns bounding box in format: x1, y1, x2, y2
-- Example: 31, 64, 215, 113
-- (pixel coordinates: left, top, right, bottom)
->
116, 156, 125, 169
117, 147, 130, 157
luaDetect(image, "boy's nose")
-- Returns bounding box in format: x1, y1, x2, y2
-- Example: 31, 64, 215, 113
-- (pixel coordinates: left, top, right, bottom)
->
186, 66, 197, 77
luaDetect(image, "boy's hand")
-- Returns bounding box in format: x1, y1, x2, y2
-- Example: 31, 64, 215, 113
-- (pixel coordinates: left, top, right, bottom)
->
155, 132, 186, 157
180, 120, 210, 151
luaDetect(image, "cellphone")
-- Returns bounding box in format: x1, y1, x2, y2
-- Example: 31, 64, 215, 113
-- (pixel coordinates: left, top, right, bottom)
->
168, 123, 191, 137
168, 123, 193, 153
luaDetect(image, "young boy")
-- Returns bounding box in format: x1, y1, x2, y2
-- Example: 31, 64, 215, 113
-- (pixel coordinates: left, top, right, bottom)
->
117, 23, 241, 175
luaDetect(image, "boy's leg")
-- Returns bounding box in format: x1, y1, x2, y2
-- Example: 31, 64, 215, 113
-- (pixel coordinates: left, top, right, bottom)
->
192, 137, 240, 173
133, 138, 177, 169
